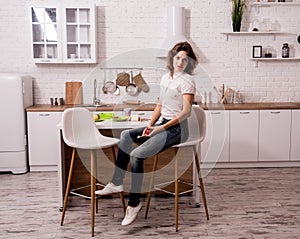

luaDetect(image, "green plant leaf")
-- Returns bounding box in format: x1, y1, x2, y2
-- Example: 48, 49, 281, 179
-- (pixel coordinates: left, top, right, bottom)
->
231, 0, 246, 24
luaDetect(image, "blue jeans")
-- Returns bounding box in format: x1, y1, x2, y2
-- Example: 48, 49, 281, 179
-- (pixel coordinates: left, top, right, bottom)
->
111, 118, 189, 207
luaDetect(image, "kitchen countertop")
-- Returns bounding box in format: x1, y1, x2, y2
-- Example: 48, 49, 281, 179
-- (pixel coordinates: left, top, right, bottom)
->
199, 102, 300, 110
26, 103, 157, 112
26, 102, 300, 112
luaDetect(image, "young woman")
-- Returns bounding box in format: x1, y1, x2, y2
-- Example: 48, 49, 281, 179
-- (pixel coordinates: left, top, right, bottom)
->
95, 41, 198, 226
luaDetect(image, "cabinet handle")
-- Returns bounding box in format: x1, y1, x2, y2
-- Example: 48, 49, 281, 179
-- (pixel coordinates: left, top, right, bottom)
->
74, 60, 85, 62
40, 59, 51, 62
39, 113, 50, 117
270, 111, 280, 114
211, 112, 221, 115
240, 111, 250, 114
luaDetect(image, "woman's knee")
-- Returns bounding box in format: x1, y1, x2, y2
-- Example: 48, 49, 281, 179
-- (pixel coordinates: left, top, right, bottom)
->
120, 129, 131, 141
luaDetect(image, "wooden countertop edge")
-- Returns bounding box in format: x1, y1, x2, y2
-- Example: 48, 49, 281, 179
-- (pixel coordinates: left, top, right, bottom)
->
26, 102, 300, 112
199, 102, 300, 110
26, 103, 157, 112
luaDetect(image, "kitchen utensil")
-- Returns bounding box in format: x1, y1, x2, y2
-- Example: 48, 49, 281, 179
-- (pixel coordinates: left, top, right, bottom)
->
122, 100, 142, 105
116, 72, 130, 86
133, 71, 149, 92
220, 88, 230, 104
103, 70, 117, 94
113, 70, 120, 95
126, 71, 140, 96
213, 86, 222, 102
65, 81, 83, 104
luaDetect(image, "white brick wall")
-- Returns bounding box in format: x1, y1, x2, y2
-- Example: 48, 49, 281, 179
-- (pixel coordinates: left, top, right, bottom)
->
0, 0, 299, 104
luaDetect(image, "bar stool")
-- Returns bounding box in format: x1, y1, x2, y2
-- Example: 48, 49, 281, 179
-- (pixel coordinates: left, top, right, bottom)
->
60, 107, 125, 237
144, 105, 209, 231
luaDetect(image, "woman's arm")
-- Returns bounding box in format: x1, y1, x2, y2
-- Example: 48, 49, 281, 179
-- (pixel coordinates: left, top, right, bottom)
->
149, 93, 194, 135
147, 99, 162, 127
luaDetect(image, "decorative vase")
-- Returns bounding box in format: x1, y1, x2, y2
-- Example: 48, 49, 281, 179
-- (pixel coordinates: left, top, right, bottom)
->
232, 23, 241, 32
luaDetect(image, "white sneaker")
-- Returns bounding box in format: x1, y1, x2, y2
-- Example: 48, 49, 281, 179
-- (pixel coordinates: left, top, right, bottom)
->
95, 182, 124, 196
121, 203, 142, 226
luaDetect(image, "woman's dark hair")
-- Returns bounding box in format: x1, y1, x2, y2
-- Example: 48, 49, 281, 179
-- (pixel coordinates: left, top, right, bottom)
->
166, 41, 198, 75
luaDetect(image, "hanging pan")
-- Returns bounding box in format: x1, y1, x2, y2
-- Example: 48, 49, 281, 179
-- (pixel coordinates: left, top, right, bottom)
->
125, 70, 140, 96
102, 70, 117, 94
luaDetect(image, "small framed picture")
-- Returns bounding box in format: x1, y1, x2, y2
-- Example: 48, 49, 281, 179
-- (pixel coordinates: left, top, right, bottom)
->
253, 45, 262, 58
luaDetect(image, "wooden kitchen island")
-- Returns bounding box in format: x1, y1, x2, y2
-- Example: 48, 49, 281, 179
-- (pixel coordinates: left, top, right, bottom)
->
26, 102, 300, 208
27, 103, 196, 208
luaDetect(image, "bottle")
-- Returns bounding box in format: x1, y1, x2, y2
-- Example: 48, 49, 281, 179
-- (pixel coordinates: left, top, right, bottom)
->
282, 43, 289, 58
264, 46, 273, 58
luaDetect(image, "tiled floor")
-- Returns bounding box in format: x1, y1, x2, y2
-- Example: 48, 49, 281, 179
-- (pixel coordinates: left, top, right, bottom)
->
0, 167, 300, 238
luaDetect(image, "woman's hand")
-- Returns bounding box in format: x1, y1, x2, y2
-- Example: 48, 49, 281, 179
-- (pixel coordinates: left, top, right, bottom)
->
142, 127, 151, 136
147, 125, 164, 136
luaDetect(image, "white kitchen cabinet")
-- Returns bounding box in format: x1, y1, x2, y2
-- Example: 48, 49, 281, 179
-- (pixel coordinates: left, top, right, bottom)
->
27, 112, 62, 171
30, 4, 96, 64
258, 110, 291, 162
202, 110, 230, 163
230, 110, 259, 162
290, 110, 300, 161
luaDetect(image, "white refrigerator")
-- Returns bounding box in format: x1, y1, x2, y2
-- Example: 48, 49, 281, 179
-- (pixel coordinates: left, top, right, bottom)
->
0, 74, 33, 174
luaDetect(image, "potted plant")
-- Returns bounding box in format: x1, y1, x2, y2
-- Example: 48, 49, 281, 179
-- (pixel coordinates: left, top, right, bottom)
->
231, 0, 246, 32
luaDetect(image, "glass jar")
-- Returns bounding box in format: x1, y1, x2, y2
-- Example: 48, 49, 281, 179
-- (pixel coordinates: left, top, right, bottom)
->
282, 43, 289, 58
264, 46, 273, 58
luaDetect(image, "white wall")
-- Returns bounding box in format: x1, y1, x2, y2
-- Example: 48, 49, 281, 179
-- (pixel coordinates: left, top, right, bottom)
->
0, 0, 300, 104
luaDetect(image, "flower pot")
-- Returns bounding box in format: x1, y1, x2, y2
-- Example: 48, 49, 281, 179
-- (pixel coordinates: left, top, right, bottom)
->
232, 23, 241, 32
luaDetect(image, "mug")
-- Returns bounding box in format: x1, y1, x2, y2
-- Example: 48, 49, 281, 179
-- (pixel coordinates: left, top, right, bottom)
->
123, 108, 132, 116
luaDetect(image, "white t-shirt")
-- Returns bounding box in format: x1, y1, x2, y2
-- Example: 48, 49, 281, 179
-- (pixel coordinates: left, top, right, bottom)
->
159, 72, 196, 119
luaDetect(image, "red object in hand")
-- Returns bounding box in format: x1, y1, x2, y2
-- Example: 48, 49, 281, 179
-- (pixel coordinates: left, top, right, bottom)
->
145, 128, 151, 135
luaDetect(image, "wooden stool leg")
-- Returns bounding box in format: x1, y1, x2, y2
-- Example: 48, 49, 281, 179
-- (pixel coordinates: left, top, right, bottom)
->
95, 152, 99, 214
145, 154, 158, 219
60, 148, 76, 226
194, 146, 209, 220
174, 149, 179, 232
91, 150, 96, 237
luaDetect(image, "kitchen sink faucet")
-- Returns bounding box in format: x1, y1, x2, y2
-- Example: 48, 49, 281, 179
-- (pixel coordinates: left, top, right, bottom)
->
93, 79, 101, 105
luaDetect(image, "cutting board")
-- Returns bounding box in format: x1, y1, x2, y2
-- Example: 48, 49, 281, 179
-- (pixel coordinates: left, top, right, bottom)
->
65, 82, 83, 105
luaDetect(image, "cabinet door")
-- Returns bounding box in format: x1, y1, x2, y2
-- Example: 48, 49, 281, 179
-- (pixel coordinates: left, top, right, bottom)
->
30, 6, 62, 63
202, 110, 230, 163
259, 110, 291, 161
230, 110, 259, 162
62, 5, 96, 63
290, 110, 300, 161
27, 112, 62, 171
